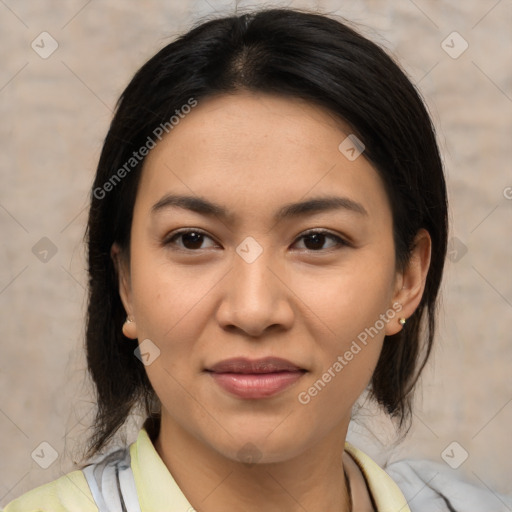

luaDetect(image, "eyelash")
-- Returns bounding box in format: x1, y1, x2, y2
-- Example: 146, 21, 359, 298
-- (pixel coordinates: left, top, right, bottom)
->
163, 228, 350, 253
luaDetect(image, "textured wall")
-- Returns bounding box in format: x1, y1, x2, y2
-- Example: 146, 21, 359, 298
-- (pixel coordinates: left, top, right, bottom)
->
1, 0, 511, 506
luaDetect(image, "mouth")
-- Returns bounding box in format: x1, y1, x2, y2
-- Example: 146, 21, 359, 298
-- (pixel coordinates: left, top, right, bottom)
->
205, 357, 307, 399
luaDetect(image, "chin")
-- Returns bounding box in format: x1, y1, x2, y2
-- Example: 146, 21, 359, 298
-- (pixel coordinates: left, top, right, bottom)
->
205, 427, 312, 466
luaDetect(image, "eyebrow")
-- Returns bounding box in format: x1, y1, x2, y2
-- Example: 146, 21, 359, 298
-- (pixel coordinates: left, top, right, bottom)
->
151, 194, 368, 222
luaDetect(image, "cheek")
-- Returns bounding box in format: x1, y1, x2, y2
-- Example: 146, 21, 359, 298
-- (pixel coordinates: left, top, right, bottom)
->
128, 250, 225, 397
295, 251, 396, 399
129, 247, 214, 341
300, 251, 396, 347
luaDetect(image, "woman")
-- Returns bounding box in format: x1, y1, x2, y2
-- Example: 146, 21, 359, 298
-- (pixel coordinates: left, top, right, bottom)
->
4, 7, 507, 512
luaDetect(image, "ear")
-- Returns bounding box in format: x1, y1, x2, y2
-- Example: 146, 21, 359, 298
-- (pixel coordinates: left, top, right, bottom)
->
385, 228, 432, 336
111, 242, 138, 339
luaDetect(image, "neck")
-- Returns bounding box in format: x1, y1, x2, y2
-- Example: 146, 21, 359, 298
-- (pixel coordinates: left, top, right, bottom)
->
153, 415, 352, 512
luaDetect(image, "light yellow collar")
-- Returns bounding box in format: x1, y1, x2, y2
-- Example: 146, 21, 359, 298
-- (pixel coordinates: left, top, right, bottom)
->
130, 428, 410, 512
344, 441, 411, 511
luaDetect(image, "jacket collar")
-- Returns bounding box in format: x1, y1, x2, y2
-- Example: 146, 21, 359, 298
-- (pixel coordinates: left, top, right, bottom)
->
130, 427, 410, 512
344, 441, 411, 511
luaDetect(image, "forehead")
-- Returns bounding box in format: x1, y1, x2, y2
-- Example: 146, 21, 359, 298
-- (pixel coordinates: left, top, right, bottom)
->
135, 92, 391, 225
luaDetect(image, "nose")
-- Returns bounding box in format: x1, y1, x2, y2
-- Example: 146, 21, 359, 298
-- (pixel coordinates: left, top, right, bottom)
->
215, 248, 294, 338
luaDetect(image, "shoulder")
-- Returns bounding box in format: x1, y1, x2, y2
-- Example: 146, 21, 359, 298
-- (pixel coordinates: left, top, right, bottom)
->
1, 469, 97, 512
384, 457, 512, 512
2, 439, 140, 512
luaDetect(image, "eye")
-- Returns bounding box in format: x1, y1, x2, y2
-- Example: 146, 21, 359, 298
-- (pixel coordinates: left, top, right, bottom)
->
292, 229, 349, 252
164, 228, 348, 252
164, 229, 218, 251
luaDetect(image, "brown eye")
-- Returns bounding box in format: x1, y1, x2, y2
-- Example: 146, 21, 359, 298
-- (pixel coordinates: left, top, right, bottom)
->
164, 229, 217, 251
293, 230, 349, 251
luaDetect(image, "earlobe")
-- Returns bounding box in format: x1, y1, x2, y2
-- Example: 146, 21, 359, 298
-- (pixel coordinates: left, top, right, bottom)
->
385, 229, 432, 336
122, 316, 137, 339
111, 243, 138, 339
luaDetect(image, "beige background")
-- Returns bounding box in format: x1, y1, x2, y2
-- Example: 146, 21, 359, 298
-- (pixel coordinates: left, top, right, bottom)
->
1, 0, 511, 506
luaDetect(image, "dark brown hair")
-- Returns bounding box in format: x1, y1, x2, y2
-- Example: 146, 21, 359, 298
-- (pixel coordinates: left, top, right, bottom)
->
83, 7, 448, 459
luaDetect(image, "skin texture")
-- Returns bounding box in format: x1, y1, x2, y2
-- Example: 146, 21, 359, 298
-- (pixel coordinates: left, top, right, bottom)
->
113, 92, 431, 512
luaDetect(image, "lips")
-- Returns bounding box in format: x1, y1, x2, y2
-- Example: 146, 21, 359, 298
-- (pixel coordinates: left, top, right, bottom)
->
206, 357, 306, 399
207, 357, 304, 374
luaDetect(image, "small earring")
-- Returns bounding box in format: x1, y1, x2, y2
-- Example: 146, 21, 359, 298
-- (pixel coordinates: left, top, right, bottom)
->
398, 317, 407, 326
122, 316, 136, 338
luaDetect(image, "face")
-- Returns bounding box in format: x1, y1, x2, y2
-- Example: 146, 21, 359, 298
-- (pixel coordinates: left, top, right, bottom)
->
114, 91, 427, 464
